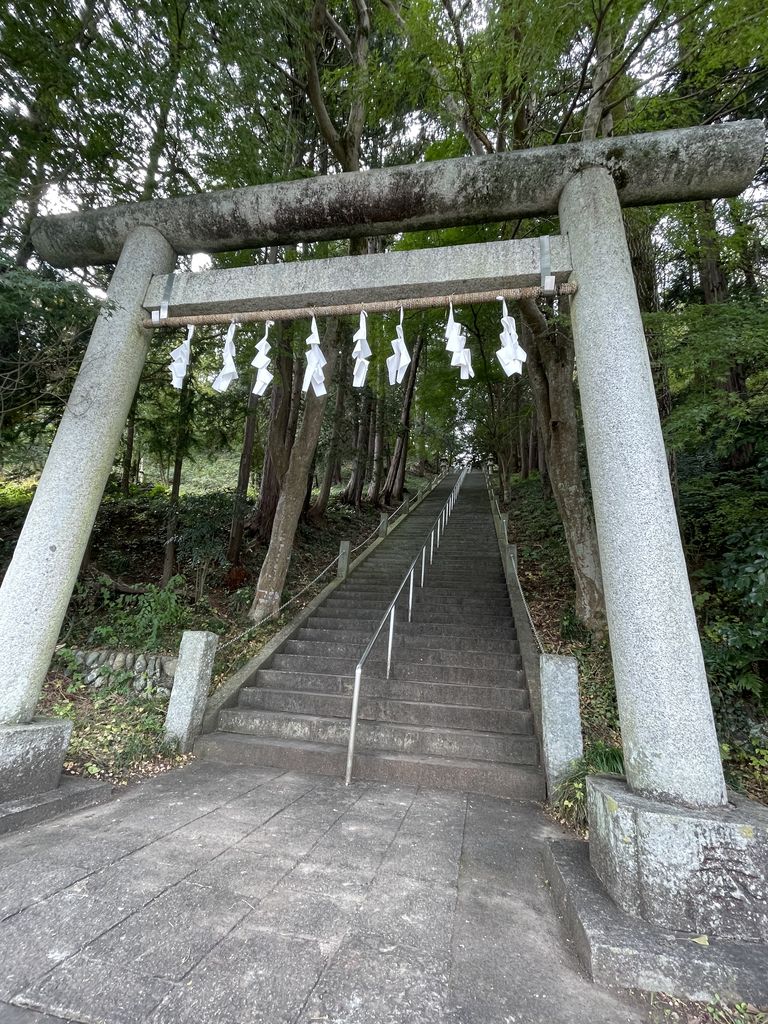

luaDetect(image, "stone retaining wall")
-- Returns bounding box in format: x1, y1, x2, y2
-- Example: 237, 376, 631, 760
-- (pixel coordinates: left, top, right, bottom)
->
66, 649, 178, 695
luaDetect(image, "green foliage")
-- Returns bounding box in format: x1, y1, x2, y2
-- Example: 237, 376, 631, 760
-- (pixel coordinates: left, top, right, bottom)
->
87, 576, 187, 651
694, 522, 768, 735
553, 742, 625, 830
648, 301, 768, 466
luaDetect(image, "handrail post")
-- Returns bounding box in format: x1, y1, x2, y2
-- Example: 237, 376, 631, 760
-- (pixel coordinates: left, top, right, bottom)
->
337, 540, 351, 579
408, 568, 414, 622
386, 606, 395, 679
378, 513, 388, 538
345, 665, 363, 785
421, 547, 426, 586
430, 530, 435, 564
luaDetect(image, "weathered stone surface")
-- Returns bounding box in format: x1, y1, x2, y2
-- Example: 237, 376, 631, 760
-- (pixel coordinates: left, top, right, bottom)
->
164, 630, 218, 752
0, 761, 646, 1022
0, 720, 72, 802
0, 227, 175, 726
559, 167, 726, 808
144, 236, 572, 318
0, 776, 111, 837
587, 775, 768, 942
545, 838, 768, 1005
31, 122, 763, 266
539, 653, 583, 797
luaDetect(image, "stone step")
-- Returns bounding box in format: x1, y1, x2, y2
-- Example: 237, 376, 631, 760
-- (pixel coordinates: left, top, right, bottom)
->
268, 652, 522, 683
240, 688, 532, 732
295, 627, 519, 655
251, 669, 528, 708
194, 733, 545, 801
218, 708, 539, 764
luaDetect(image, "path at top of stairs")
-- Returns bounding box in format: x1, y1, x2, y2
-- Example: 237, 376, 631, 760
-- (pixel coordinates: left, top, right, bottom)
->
197, 471, 545, 800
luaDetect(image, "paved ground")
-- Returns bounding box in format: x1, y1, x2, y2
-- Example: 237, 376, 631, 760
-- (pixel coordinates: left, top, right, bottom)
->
0, 762, 646, 1024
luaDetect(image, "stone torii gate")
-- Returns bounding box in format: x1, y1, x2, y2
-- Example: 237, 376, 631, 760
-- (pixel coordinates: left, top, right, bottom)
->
0, 121, 765, 997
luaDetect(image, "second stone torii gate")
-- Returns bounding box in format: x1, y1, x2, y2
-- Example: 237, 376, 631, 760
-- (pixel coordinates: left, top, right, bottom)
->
0, 120, 766, 998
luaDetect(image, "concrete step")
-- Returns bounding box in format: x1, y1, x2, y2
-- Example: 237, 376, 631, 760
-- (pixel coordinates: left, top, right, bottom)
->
312, 604, 513, 624
268, 652, 522, 684
340, 581, 509, 596
319, 597, 512, 618
306, 615, 517, 639
240, 688, 532, 732
195, 733, 545, 800
295, 627, 519, 655
218, 708, 539, 764
251, 669, 529, 708
282, 639, 520, 670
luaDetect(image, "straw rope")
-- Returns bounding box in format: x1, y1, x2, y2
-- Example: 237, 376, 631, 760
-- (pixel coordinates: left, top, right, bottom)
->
142, 282, 576, 330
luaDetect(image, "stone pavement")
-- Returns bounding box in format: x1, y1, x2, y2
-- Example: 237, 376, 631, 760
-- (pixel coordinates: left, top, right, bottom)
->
0, 761, 646, 1024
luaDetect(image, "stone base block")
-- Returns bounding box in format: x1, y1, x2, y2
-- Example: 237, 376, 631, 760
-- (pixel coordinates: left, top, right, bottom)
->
164, 630, 218, 752
587, 775, 768, 943
0, 776, 112, 837
0, 719, 73, 801
544, 839, 768, 1005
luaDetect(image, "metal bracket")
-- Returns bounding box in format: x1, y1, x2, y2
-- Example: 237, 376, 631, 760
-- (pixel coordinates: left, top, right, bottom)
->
539, 236, 557, 295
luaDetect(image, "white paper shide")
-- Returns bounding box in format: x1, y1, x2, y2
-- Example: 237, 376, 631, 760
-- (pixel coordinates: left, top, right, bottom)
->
495, 298, 527, 377
302, 315, 327, 397
386, 307, 411, 386
211, 321, 239, 392
169, 325, 193, 389
444, 302, 474, 380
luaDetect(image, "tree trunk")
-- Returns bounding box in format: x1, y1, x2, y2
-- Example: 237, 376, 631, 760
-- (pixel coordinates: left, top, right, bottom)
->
310, 338, 350, 519
696, 199, 729, 304
520, 298, 606, 630
528, 422, 537, 478
121, 395, 137, 497
381, 329, 424, 505
367, 377, 386, 504
227, 384, 260, 565
351, 388, 374, 507
161, 373, 193, 587
248, 321, 339, 624
253, 326, 295, 543
519, 423, 530, 480
538, 427, 551, 498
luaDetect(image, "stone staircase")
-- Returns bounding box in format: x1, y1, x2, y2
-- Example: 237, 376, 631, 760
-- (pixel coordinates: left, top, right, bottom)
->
196, 471, 545, 799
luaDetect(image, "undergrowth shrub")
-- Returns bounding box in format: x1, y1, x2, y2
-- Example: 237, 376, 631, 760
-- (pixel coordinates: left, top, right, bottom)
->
88, 575, 187, 650
553, 741, 625, 830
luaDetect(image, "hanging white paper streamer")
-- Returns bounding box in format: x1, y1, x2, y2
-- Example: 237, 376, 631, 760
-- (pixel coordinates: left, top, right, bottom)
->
444, 302, 474, 380
169, 325, 193, 389
386, 307, 411, 385
302, 316, 327, 397
352, 310, 371, 388
251, 320, 274, 397
211, 321, 239, 392
495, 297, 527, 377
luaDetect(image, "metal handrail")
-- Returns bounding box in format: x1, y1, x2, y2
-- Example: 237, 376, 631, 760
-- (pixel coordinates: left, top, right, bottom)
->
344, 465, 469, 784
